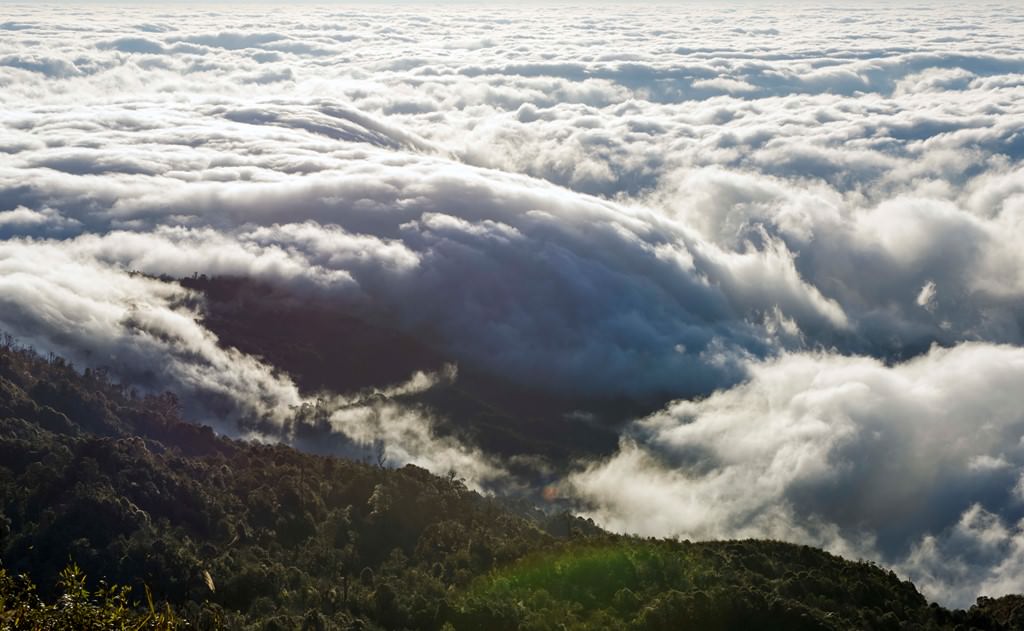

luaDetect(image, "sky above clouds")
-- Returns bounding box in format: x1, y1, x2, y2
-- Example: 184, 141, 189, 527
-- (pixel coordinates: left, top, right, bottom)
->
2, 0, 1024, 607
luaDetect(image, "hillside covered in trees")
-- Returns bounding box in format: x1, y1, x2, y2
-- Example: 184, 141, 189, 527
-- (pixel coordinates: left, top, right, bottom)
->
1, 337, 1022, 630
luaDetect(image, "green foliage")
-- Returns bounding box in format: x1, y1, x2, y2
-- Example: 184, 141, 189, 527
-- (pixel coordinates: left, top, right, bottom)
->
0, 337, 1019, 630
452, 539, 954, 631
0, 562, 183, 629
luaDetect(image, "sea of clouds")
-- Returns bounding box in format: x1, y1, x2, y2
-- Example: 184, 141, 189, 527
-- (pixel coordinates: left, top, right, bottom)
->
2, 1, 1024, 606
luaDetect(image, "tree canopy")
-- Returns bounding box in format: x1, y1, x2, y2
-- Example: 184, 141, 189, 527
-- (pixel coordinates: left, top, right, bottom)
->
1, 337, 1021, 630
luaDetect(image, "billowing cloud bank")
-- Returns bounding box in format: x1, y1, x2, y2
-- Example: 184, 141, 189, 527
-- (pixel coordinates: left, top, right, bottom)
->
569, 344, 1024, 605
2, 1, 1024, 606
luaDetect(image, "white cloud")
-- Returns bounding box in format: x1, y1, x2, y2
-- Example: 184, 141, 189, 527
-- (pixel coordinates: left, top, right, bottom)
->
568, 344, 1024, 606
917, 280, 938, 312
2, 0, 1024, 606
0, 240, 303, 428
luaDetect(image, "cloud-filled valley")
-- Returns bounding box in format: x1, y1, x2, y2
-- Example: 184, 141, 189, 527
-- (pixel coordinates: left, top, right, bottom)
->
3, 0, 1024, 608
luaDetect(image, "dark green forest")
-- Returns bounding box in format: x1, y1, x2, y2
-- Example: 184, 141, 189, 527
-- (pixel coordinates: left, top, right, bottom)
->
1, 336, 1023, 630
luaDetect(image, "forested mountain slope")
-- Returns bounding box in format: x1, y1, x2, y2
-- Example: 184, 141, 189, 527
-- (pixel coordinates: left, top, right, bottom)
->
1, 338, 1021, 630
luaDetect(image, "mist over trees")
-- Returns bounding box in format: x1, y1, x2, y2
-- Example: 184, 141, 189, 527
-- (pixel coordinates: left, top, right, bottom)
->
3, 3, 1024, 627
2, 336, 1023, 630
